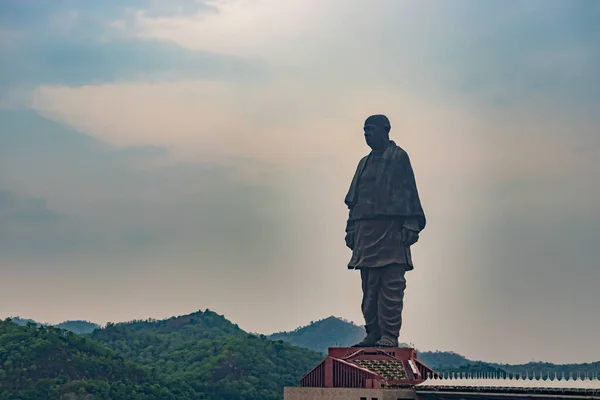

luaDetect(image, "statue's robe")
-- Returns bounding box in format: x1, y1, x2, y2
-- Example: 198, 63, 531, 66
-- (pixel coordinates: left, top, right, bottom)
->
345, 140, 426, 270
344, 140, 426, 342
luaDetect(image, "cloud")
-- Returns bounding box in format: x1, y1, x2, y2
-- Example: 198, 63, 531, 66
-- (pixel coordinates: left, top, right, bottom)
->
0, 188, 62, 224
133, 0, 600, 104
0, 0, 218, 28
0, 109, 288, 260
0, 0, 267, 96
0, 39, 267, 88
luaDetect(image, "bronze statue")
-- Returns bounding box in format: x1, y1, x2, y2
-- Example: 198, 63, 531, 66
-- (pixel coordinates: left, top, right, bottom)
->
344, 114, 426, 348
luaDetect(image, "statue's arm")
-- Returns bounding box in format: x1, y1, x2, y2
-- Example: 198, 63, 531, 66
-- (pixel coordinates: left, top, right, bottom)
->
344, 157, 367, 250
393, 151, 424, 244
345, 215, 355, 232
402, 218, 420, 233
345, 211, 355, 250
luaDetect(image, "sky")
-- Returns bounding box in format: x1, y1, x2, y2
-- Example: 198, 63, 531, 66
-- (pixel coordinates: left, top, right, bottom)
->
1, 0, 599, 364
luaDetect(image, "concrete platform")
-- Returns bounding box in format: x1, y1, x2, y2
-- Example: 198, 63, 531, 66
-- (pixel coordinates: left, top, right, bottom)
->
284, 386, 417, 400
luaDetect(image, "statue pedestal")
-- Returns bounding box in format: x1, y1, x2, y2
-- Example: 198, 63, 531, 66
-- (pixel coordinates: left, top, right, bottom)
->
284, 347, 437, 399
291, 347, 437, 393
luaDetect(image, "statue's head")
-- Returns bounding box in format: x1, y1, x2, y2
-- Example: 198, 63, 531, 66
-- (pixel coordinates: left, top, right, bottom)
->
364, 114, 391, 150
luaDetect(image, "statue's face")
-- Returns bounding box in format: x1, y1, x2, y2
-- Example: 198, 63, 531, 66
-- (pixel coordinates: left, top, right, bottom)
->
363, 123, 388, 149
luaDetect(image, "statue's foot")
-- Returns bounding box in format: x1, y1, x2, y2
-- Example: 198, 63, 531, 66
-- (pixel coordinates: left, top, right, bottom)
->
375, 336, 398, 348
352, 339, 378, 347
352, 334, 381, 347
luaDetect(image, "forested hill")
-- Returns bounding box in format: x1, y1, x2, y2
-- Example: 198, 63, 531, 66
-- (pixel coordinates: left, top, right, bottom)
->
418, 350, 600, 376
0, 319, 196, 399
268, 316, 366, 353
268, 316, 413, 353
10, 316, 100, 334
55, 320, 101, 334
89, 309, 322, 400
9, 316, 38, 326
103, 308, 246, 338
1, 310, 323, 400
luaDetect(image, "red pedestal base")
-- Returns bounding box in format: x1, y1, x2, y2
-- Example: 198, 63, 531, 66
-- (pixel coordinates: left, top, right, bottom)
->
300, 347, 438, 389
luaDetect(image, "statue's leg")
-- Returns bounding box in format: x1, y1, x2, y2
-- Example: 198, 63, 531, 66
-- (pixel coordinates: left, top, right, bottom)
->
375, 264, 407, 347
352, 268, 381, 347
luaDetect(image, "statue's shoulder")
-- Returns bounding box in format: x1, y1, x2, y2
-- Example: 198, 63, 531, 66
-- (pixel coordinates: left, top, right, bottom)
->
356, 154, 369, 167
387, 142, 409, 160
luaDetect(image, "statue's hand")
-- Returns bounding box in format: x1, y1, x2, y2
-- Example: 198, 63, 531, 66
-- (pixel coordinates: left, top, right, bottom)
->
401, 228, 419, 247
345, 230, 355, 250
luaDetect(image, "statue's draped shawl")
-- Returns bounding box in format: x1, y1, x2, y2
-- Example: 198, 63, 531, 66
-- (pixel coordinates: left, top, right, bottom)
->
344, 141, 426, 230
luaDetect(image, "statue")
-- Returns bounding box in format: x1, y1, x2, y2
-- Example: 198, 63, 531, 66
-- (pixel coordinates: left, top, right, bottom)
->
344, 114, 426, 348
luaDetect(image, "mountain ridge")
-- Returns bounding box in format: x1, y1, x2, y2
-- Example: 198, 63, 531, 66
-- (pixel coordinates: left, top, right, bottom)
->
265, 316, 600, 375
9, 312, 600, 377
10, 315, 101, 334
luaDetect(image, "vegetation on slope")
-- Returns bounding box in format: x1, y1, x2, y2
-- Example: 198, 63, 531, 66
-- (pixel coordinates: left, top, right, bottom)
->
10, 316, 101, 334
90, 309, 323, 400
268, 316, 366, 353
55, 320, 101, 335
268, 316, 415, 354
2, 310, 323, 400
0, 319, 195, 399
8, 316, 39, 326
408, 350, 600, 376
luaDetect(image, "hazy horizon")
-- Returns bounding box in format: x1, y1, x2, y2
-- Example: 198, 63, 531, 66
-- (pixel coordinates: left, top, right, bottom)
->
1, 0, 599, 365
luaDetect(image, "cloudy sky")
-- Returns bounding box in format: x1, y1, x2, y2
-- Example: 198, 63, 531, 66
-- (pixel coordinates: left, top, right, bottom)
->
1, 0, 599, 364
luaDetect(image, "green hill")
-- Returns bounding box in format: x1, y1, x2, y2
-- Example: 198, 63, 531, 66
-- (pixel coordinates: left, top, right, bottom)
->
0, 318, 196, 399
268, 316, 366, 353
9, 316, 100, 334
89, 309, 323, 400
418, 351, 600, 376
109, 309, 246, 338
2, 311, 322, 399
417, 351, 506, 374
490, 360, 600, 377
9, 316, 42, 326
55, 320, 101, 334
268, 316, 411, 354
417, 350, 470, 369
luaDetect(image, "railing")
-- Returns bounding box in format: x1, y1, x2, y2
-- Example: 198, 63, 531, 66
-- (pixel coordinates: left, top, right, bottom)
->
332, 359, 380, 388
300, 361, 324, 387
417, 372, 600, 395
